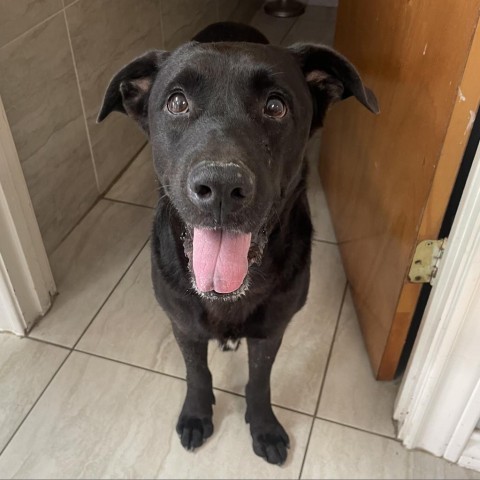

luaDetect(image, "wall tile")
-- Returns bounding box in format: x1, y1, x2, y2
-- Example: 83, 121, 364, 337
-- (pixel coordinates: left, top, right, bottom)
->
0, 14, 98, 254
65, 0, 163, 191
0, 0, 62, 48
162, 0, 218, 50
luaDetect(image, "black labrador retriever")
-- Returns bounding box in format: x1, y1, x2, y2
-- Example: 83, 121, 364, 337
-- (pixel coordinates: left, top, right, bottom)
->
98, 21, 378, 465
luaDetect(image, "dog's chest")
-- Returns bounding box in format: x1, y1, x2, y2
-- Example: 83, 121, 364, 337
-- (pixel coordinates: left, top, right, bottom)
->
200, 296, 266, 341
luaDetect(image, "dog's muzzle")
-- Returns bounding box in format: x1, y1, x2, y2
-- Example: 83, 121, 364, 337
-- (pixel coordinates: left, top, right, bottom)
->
187, 161, 255, 224
185, 161, 256, 295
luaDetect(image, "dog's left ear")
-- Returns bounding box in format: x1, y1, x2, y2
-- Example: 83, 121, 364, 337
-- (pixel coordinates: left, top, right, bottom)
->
97, 50, 170, 134
289, 43, 379, 130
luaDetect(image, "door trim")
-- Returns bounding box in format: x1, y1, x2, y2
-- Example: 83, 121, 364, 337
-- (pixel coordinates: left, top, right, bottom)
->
0, 96, 56, 335
394, 136, 480, 469
459, 431, 480, 471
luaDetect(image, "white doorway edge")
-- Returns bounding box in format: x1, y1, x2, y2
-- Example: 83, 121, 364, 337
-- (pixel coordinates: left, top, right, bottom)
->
394, 135, 480, 472
0, 96, 56, 335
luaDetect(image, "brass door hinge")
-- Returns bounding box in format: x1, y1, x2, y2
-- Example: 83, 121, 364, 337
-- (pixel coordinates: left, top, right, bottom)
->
408, 239, 447, 285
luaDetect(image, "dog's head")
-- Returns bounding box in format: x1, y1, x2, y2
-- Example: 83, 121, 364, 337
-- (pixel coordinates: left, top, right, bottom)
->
98, 39, 378, 300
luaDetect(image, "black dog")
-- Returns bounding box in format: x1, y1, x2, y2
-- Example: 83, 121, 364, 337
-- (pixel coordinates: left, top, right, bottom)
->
98, 21, 378, 465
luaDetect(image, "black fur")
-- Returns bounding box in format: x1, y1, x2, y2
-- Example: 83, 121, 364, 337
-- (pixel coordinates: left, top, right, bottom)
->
98, 22, 378, 465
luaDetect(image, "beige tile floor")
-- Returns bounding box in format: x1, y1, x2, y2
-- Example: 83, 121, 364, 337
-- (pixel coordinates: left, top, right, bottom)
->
1, 5, 480, 479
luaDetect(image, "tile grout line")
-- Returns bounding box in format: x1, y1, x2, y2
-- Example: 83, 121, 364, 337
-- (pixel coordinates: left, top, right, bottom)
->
48, 140, 148, 257
73, 348, 189, 382
312, 238, 337, 246
297, 281, 348, 479
102, 197, 155, 210
159, 0, 166, 49
48, 195, 104, 256
71, 347, 316, 419
0, 349, 73, 458
63, 7, 100, 190
314, 416, 399, 443
71, 237, 151, 350
25, 336, 71, 351
0, 9, 64, 52
313, 281, 348, 418
100, 141, 149, 196
278, 14, 300, 45
64, 0, 82, 10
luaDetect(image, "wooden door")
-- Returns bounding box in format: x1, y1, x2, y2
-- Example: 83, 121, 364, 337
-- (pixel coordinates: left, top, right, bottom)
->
318, 0, 480, 380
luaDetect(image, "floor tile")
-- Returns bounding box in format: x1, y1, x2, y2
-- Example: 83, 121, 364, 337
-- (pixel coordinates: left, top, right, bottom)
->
301, 419, 480, 479
250, 8, 297, 45
0, 335, 68, 453
78, 238, 345, 414
76, 244, 178, 374
317, 290, 399, 437
0, 352, 312, 479
105, 145, 157, 208
281, 6, 337, 46
306, 135, 337, 243
29, 200, 152, 347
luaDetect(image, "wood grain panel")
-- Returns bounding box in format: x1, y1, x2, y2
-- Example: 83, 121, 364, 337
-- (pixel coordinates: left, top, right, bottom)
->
318, 0, 480, 379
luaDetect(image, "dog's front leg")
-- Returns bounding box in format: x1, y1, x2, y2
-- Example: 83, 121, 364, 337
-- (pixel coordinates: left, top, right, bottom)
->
246, 336, 289, 465
172, 324, 215, 451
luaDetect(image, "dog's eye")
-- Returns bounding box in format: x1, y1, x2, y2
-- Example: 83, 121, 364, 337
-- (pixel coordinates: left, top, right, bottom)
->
264, 96, 286, 118
167, 93, 189, 114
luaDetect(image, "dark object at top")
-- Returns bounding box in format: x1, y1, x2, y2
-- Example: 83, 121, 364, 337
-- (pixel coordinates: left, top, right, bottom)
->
264, 0, 306, 18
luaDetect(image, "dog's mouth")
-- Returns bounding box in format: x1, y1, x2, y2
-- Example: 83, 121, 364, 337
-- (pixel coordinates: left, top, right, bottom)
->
182, 226, 267, 301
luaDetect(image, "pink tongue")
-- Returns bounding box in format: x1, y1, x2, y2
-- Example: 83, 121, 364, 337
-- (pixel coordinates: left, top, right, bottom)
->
192, 228, 252, 294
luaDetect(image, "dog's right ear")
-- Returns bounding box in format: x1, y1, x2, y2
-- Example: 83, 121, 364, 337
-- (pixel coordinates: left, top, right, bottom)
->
97, 50, 169, 134
289, 43, 379, 131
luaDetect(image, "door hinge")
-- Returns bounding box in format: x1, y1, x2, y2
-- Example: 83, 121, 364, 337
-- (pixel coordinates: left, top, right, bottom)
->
408, 238, 447, 285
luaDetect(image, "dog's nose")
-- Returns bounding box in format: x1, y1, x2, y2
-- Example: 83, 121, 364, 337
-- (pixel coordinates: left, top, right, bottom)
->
187, 162, 255, 220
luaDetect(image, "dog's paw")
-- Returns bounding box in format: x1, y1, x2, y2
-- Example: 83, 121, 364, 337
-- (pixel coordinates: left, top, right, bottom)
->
251, 423, 290, 466
176, 415, 213, 451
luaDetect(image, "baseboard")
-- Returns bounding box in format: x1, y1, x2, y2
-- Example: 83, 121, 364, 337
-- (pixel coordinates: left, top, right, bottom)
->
458, 431, 480, 473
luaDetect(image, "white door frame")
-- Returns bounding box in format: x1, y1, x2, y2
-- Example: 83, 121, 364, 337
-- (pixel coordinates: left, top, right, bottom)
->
394, 137, 480, 471
0, 96, 56, 335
